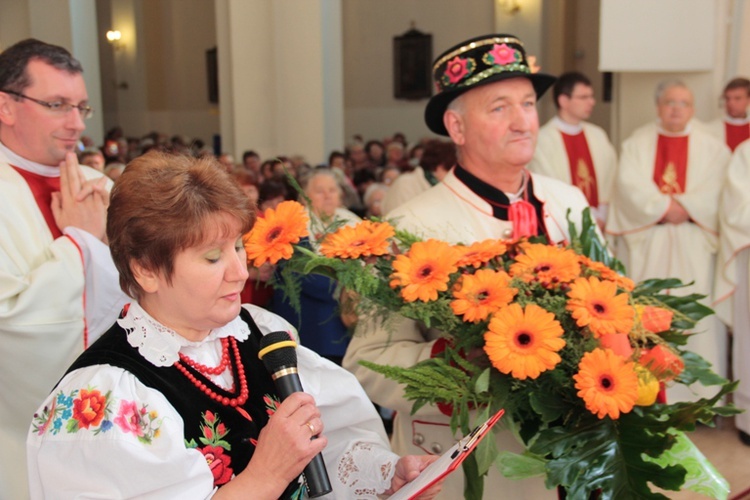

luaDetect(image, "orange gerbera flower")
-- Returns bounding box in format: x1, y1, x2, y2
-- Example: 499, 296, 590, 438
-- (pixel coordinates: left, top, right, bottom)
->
573, 348, 639, 419
455, 239, 507, 268
390, 239, 459, 302
614, 275, 635, 292
484, 303, 565, 380
577, 256, 636, 291
320, 220, 395, 259
566, 276, 635, 338
509, 243, 581, 287
450, 269, 517, 323
579, 255, 617, 280
244, 201, 309, 266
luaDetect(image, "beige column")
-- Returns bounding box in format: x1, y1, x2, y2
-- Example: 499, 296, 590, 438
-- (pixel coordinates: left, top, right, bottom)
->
216, 0, 343, 165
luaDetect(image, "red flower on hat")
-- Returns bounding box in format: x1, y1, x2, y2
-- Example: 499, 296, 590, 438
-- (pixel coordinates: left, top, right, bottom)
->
488, 43, 520, 66
444, 56, 472, 84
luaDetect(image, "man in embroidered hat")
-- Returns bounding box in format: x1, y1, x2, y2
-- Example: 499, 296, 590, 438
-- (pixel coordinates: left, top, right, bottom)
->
344, 34, 593, 498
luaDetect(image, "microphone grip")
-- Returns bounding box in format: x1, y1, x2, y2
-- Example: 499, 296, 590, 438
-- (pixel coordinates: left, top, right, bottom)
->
272, 367, 332, 497
274, 371, 304, 397
304, 454, 332, 497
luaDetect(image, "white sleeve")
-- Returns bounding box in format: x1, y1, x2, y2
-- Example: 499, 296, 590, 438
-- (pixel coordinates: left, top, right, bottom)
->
244, 304, 401, 498
298, 346, 400, 499
27, 365, 216, 500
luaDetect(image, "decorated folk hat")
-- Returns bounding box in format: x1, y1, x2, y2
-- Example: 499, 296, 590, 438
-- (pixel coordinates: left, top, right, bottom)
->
424, 34, 556, 136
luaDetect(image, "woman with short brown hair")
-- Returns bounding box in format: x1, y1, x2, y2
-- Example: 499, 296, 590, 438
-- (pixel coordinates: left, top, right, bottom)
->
28, 151, 442, 499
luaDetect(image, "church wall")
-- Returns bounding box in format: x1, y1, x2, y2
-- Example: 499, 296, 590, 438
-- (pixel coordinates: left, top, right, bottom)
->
342, 0, 494, 147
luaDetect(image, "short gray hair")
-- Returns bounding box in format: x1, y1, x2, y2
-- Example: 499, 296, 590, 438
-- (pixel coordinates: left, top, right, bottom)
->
655, 79, 689, 104
299, 168, 342, 196
446, 94, 466, 116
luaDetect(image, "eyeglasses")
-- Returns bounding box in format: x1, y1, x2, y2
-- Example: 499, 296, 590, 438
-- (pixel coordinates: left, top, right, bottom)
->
661, 100, 692, 109
1, 89, 94, 119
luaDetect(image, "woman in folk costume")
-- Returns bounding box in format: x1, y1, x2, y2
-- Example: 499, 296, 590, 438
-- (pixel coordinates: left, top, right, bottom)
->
27, 151, 442, 499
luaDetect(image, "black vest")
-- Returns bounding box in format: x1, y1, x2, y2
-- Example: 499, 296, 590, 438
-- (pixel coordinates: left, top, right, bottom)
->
68, 308, 305, 498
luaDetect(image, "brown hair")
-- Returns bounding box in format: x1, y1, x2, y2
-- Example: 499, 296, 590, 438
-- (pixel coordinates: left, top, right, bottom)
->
724, 77, 750, 96
420, 140, 457, 173
107, 151, 255, 299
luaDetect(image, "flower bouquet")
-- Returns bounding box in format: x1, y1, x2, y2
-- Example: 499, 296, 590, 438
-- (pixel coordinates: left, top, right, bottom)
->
244, 200, 739, 500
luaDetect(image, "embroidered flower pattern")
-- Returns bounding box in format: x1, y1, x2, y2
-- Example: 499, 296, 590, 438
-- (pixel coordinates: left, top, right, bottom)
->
485, 43, 521, 66
263, 394, 281, 416
441, 56, 476, 88
186, 410, 235, 486
31, 387, 161, 444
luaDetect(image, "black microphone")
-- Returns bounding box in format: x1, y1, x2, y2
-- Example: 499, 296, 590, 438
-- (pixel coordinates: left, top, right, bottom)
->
258, 331, 332, 498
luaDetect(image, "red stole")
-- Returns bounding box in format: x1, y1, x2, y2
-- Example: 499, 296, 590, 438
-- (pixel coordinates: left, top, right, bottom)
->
653, 135, 688, 194
561, 131, 599, 207
10, 165, 63, 238
725, 122, 750, 152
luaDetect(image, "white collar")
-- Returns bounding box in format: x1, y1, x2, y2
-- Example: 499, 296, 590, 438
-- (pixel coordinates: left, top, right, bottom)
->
553, 116, 583, 135
504, 170, 528, 203
656, 121, 691, 137
724, 114, 750, 126
117, 301, 251, 367
0, 141, 61, 177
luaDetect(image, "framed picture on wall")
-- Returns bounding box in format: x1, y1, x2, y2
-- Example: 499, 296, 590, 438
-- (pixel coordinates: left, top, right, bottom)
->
393, 28, 432, 100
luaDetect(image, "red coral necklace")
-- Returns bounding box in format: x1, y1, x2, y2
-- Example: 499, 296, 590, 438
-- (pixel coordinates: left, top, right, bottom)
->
179, 337, 231, 376
174, 337, 249, 408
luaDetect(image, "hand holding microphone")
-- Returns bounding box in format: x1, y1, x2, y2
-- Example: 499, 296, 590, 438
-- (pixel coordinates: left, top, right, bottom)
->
258, 331, 333, 497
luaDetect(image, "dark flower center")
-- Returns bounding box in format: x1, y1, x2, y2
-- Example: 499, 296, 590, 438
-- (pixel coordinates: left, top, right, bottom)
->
419, 266, 433, 278
600, 376, 613, 389
594, 303, 606, 314
517, 332, 532, 346
266, 227, 282, 242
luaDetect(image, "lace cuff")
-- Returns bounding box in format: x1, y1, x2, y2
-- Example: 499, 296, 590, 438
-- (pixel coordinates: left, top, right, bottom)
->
335, 441, 399, 499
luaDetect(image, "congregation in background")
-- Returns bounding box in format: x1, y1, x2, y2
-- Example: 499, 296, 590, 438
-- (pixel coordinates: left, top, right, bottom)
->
2, 28, 750, 499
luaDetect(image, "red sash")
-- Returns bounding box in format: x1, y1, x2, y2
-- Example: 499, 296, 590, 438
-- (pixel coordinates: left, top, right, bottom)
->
725, 122, 750, 152
561, 131, 599, 207
10, 165, 62, 238
653, 135, 688, 195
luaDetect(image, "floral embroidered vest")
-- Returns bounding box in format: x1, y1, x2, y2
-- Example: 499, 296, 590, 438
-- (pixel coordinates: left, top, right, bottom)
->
66, 308, 305, 498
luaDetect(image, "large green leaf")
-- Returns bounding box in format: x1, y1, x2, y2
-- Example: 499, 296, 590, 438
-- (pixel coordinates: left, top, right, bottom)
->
678, 351, 729, 386
566, 208, 625, 273
530, 416, 684, 499
529, 390, 565, 423
497, 451, 548, 479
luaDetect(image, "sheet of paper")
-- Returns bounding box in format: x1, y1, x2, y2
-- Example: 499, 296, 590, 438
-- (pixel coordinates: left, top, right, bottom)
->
388, 409, 504, 500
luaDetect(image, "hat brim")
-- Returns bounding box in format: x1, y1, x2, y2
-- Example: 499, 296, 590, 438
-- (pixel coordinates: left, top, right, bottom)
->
424, 72, 556, 136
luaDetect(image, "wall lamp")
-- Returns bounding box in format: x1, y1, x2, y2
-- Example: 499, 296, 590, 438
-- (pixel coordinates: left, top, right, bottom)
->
106, 30, 123, 49
497, 0, 521, 14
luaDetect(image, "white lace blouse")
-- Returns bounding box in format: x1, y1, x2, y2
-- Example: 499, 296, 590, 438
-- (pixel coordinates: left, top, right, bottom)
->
27, 303, 399, 499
